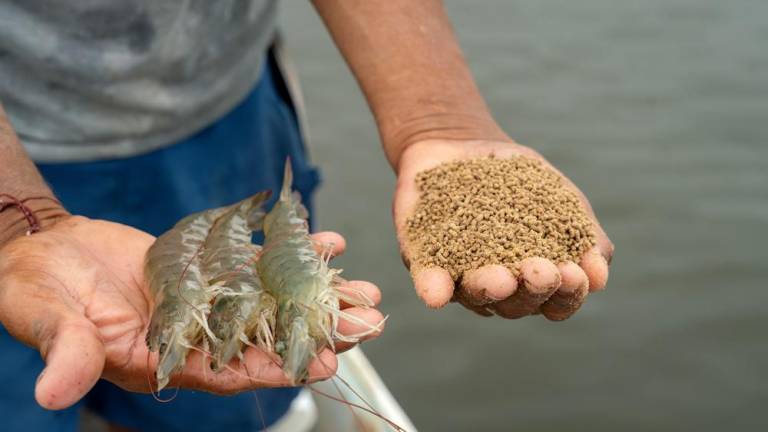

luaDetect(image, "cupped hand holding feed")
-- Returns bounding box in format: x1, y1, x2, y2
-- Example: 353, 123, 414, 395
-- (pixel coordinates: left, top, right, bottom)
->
393, 139, 614, 320
0, 216, 382, 410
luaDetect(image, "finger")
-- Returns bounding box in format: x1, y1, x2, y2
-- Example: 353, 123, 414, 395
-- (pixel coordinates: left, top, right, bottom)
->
391, 155, 428, 242
391, 146, 457, 269
580, 246, 610, 292
459, 264, 518, 305
534, 156, 614, 285
310, 231, 346, 258
334, 307, 386, 353
593, 226, 615, 265
233, 347, 337, 385
561, 184, 613, 292
337, 280, 382, 308
306, 349, 339, 382
177, 348, 291, 394
175, 342, 342, 394
35, 319, 106, 410
0, 277, 105, 410
212, 348, 338, 386
412, 267, 455, 308
392, 181, 419, 269
492, 257, 561, 319
541, 262, 589, 321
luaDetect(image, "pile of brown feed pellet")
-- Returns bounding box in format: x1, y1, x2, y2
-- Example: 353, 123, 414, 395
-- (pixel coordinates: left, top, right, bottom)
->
406, 156, 596, 281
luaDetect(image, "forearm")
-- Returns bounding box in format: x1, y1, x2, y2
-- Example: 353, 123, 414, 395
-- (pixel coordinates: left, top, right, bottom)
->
312, 0, 509, 170
0, 103, 68, 246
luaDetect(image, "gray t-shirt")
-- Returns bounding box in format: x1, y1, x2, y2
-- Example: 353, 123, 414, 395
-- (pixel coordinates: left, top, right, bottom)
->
0, 0, 277, 162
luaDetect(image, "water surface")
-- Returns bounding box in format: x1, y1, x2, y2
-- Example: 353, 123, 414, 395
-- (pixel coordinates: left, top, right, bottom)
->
281, 1, 768, 430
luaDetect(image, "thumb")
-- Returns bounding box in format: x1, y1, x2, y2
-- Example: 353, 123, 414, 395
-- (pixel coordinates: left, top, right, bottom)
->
35, 318, 106, 410
0, 276, 105, 410
393, 171, 456, 308
392, 173, 419, 264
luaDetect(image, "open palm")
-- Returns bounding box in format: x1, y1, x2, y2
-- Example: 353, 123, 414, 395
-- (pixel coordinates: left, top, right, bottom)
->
394, 139, 614, 320
0, 216, 382, 410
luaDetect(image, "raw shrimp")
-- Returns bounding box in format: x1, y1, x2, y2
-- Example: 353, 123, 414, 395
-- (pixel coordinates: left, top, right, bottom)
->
143, 170, 404, 430
145, 206, 227, 390
257, 160, 384, 385
203, 191, 277, 371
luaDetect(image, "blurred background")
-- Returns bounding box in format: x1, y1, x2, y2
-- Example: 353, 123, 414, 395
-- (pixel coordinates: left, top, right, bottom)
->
279, 0, 767, 430
65, 1, 766, 431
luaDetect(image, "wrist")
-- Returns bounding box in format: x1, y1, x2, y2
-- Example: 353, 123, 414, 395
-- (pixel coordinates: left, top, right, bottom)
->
381, 109, 509, 172
0, 193, 70, 248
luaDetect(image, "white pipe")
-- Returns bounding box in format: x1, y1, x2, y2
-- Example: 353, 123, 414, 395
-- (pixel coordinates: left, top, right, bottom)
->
312, 347, 418, 432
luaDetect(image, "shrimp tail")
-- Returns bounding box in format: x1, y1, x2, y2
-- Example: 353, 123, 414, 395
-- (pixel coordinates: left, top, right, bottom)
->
207, 294, 273, 372
155, 326, 189, 391
245, 190, 271, 231
209, 320, 247, 372
280, 317, 315, 385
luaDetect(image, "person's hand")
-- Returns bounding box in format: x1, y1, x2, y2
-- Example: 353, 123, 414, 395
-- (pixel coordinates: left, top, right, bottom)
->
0, 216, 382, 410
393, 139, 614, 320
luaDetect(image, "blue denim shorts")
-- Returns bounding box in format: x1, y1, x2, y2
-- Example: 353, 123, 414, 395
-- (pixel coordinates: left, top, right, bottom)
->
0, 53, 320, 432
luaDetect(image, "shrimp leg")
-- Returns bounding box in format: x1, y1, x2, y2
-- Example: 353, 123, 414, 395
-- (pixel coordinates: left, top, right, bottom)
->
202, 192, 278, 371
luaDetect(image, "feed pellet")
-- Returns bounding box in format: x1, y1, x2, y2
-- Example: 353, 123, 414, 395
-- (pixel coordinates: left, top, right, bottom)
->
406, 156, 596, 281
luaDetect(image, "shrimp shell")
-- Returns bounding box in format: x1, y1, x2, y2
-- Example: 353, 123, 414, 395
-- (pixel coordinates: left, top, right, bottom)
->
257, 160, 383, 384
145, 207, 226, 390
203, 192, 278, 371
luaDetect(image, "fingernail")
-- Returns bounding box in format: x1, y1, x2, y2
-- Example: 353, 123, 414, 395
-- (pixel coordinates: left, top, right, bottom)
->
36, 368, 46, 386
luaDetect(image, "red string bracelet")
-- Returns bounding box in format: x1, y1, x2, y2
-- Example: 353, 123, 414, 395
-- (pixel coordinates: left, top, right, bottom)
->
0, 194, 62, 235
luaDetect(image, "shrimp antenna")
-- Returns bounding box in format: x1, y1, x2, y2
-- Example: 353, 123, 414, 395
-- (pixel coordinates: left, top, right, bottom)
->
311, 351, 407, 432
218, 351, 293, 387
334, 376, 368, 432
311, 351, 367, 430
308, 386, 408, 432
332, 369, 379, 414
175, 243, 206, 311
311, 349, 377, 413
172, 243, 218, 344
243, 362, 268, 431
145, 348, 180, 403
256, 344, 396, 430
207, 246, 262, 284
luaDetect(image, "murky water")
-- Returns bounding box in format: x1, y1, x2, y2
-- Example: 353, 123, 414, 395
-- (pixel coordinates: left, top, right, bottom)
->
280, 1, 768, 430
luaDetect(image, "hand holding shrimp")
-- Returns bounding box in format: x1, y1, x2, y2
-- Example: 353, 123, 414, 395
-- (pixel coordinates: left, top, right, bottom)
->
0, 215, 382, 410
153, 229, 385, 394
153, 237, 384, 395
145, 161, 387, 391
